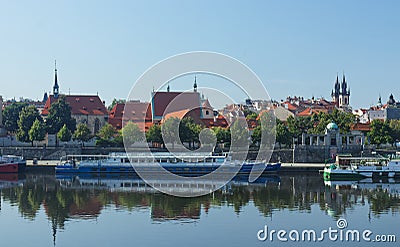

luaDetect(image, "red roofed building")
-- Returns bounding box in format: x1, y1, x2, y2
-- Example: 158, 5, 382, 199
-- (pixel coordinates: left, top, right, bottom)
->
150, 79, 215, 127
41, 66, 108, 134
109, 101, 152, 131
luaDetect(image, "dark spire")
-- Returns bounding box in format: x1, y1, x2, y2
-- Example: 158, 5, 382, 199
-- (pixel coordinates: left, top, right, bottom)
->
341, 73, 347, 95
333, 74, 340, 98
42, 91, 48, 103
167, 84, 170, 92
194, 76, 197, 92
53, 60, 59, 98
388, 94, 396, 105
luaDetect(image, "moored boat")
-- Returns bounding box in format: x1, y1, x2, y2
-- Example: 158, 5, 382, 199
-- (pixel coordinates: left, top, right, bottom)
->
55, 153, 281, 175
0, 155, 26, 173
323, 156, 400, 181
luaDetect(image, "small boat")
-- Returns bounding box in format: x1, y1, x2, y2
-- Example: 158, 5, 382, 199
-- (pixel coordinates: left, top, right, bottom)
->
0, 155, 26, 173
55, 153, 281, 175
323, 156, 400, 181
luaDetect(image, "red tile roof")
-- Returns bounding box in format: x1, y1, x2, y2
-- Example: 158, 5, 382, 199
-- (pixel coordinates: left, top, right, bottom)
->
42, 95, 108, 116
151, 91, 200, 119
297, 107, 328, 117
162, 109, 191, 122
351, 123, 371, 132
109, 101, 152, 131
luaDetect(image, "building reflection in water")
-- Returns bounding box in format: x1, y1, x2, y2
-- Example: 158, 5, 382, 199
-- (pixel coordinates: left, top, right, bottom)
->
0, 173, 400, 242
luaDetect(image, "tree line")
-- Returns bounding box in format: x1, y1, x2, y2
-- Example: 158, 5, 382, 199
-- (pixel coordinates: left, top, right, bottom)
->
3, 98, 399, 148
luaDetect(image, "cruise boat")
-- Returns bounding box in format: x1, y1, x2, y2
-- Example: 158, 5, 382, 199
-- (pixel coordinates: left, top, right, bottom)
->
323, 156, 400, 181
0, 155, 26, 173
55, 153, 281, 175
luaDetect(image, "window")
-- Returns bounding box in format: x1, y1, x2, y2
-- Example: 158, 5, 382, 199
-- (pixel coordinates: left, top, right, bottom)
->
206, 110, 209, 115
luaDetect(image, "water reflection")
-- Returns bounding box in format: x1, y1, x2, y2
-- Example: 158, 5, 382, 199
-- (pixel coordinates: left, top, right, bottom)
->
1, 173, 400, 241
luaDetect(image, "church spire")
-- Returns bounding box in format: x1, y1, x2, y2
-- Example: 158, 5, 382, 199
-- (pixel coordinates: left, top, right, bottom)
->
53, 60, 59, 98
341, 73, 347, 94
193, 76, 197, 92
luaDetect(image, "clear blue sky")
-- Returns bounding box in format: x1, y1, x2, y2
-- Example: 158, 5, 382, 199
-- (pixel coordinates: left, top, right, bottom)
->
0, 0, 399, 109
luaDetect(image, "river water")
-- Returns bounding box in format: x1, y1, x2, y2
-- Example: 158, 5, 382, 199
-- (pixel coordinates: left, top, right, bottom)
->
0, 173, 399, 247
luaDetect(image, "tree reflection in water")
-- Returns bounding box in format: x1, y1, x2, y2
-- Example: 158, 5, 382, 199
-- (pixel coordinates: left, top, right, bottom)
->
1, 174, 400, 235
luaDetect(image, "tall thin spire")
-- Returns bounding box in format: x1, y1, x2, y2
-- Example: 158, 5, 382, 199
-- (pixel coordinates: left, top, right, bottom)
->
193, 75, 197, 92
53, 60, 59, 98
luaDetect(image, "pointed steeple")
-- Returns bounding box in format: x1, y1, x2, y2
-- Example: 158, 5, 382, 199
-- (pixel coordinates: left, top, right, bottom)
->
42, 91, 48, 103
334, 74, 340, 96
167, 84, 170, 92
53, 60, 59, 98
193, 76, 197, 92
378, 94, 382, 107
341, 73, 347, 94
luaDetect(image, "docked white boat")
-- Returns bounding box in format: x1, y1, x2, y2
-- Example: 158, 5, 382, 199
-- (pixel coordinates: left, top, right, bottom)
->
323, 156, 400, 181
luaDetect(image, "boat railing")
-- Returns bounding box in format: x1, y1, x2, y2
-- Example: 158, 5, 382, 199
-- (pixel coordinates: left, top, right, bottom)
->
335, 157, 389, 168
60, 153, 227, 165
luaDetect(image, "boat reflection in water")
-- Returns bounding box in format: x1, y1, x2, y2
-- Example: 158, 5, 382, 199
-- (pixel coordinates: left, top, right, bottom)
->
1, 174, 400, 246
55, 173, 281, 194
324, 178, 400, 197
0, 173, 25, 189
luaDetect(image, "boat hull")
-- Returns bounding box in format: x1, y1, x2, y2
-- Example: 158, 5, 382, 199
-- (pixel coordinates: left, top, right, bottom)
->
324, 161, 400, 181
0, 163, 19, 173
55, 162, 281, 175
323, 168, 366, 181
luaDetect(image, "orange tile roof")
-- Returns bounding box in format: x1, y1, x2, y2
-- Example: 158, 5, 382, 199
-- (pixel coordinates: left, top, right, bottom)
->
151, 91, 200, 119
351, 123, 371, 132
42, 95, 108, 116
297, 107, 328, 117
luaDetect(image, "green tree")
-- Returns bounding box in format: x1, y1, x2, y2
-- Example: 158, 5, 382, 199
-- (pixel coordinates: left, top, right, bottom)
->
29, 118, 46, 144
255, 110, 277, 150
389, 120, 400, 143
179, 117, 195, 145
251, 125, 262, 145
46, 95, 76, 134
310, 109, 356, 134
199, 128, 217, 147
57, 124, 72, 142
368, 120, 393, 146
146, 124, 163, 147
178, 117, 204, 148
73, 123, 92, 145
2, 102, 28, 133
230, 118, 250, 148
16, 105, 42, 144
162, 117, 180, 148
276, 120, 291, 148
97, 124, 117, 140
287, 115, 313, 138
211, 127, 231, 145
122, 122, 144, 145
